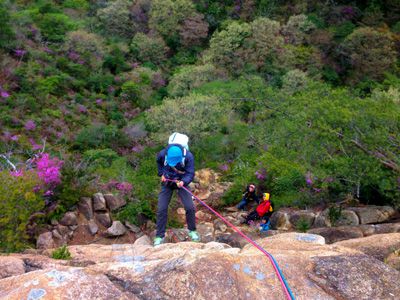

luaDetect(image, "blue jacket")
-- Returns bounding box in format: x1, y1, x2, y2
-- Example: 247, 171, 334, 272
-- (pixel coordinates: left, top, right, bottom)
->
156, 148, 195, 186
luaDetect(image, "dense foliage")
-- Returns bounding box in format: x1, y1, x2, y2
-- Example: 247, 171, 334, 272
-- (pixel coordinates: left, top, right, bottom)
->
0, 0, 399, 251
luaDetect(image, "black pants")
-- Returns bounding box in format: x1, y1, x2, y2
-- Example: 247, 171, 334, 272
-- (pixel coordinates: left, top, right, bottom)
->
244, 211, 272, 225
156, 183, 196, 238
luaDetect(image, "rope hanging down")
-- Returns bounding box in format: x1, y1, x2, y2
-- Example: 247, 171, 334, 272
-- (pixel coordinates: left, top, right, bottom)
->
165, 179, 296, 300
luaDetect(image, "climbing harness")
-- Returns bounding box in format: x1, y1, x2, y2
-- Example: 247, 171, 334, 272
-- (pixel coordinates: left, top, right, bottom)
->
165, 179, 296, 300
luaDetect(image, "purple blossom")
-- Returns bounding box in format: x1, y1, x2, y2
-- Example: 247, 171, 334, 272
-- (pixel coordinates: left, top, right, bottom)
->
151, 73, 166, 88
116, 182, 133, 194
108, 86, 115, 94
36, 153, 63, 187
25, 120, 36, 131
10, 135, 19, 141
43, 47, 53, 54
131, 145, 144, 153
305, 171, 314, 186
77, 104, 87, 113
44, 190, 54, 196
68, 51, 80, 61
77, 59, 85, 65
131, 62, 140, 69
14, 49, 27, 57
95, 98, 103, 105
1, 91, 10, 98
255, 168, 267, 181
29, 138, 42, 151
219, 164, 229, 172
10, 169, 23, 177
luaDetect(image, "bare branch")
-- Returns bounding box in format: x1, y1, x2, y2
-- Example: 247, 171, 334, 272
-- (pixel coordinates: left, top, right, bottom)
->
0, 154, 16, 171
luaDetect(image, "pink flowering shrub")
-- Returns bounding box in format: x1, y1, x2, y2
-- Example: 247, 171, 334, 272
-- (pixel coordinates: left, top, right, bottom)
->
35, 153, 63, 192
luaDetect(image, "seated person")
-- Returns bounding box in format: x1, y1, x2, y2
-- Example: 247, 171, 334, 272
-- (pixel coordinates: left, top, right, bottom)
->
237, 184, 259, 210
243, 193, 273, 225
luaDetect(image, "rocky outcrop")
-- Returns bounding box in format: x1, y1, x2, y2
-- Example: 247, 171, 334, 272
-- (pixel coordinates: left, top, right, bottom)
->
106, 221, 127, 237
93, 193, 107, 211
1, 233, 399, 299
104, 194, 126, 211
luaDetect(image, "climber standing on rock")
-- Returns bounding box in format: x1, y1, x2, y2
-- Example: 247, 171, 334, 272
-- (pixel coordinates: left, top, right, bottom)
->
154, 132, 200, 246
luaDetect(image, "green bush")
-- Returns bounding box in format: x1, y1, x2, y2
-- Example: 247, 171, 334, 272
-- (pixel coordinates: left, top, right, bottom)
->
130, 33, 168, 65
51, 245, 72, 260
145, 93, 234, 144
295, 217, 311, 232
83, 149, 119, 168
328, 205, 342, 226
0, 0, 15, 49
38, 13, 76, 42
74, 124, 129, 150
0, 171, 44, 252
167, 64, 224, 97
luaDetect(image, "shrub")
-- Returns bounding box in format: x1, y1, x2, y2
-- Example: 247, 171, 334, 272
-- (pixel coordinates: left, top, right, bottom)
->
340, 27, 397, 83
0, 0, 15, 49
97, 0, 137, 38
178, 13, 209, 48
149, 0, 196, 39
295, 217, 311, 232
204, 21, 251, 75
38, 13, 76, 42
64, 30, 105, 69
51, 245, 72, 259
282, 14, 316, 45
0, 171, 44, 252
74, 124, 129, 150
328, 205, 342, 226
167, 64, 225, 97
145, 94, 234, 143
83, 149, 119, 168
281, 69, 310, 95
130, 33, 168, 65
63, 0, 89, 10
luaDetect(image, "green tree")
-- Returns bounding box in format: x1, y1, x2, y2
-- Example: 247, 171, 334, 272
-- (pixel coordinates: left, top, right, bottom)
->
204, 21, 251, 75
145, 94, 234, 143
167, 64, 225, 97
97, 0, 136, 38
130, 33, 168, 65
64, 30, 105, 69
340, 27, 397, 83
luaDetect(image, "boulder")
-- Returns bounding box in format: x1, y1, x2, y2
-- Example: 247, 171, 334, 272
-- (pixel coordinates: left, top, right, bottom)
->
289, 210, 316, 228
95, 212, 112, 228
313, 209, 332, 227
133, 235, 152, 246
59, 212, 78, 226
78, 197, 93, 220
2, 233, 400, 300
348, 206, 396, 224
56, 225, 70, 236
386, 252, 400, 271
125, 221, 141, 233
195, 210, 213, 222
106, 221, 127, 237
374, 223, 400, 234
334, 233, 400, 261
88, 220, 99, 235
194, 168, 217, 187
335, 209, 360, 226
270, 210, 292, 230
0, 268, 134, 299
104, 194, 126, 211
93, 193, 107, 211
0, 256, 25, 279
308, 226, 364, 244
196, 222, 214, 243
36, 232, 55, 250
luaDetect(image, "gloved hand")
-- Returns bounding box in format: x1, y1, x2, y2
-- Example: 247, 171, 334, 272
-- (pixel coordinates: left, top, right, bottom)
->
161, 175, 167, 182
176, 180, 184, 188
